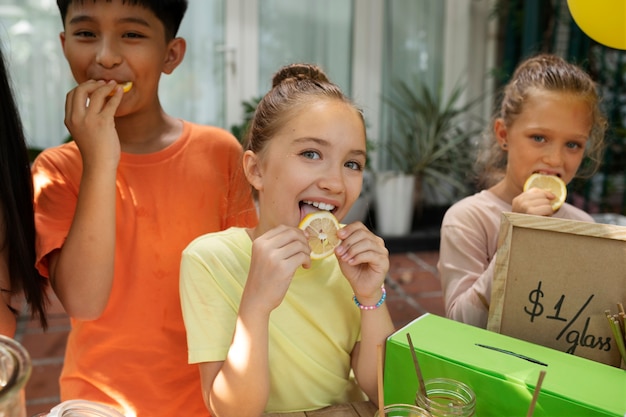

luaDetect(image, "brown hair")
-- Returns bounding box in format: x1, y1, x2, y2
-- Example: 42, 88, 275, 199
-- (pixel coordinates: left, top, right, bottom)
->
475, 53, 607, 188
244, 63, 364, 158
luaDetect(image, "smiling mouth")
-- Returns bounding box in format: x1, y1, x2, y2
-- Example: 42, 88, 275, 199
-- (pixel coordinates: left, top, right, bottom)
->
300, 200, 337, 218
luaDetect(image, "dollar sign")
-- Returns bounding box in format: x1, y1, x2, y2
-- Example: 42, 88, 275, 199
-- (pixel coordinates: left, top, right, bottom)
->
524, 281, 544, 322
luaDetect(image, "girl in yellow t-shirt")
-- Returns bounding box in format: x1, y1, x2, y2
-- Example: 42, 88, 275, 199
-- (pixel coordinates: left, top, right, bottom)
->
180, 63, 395, 415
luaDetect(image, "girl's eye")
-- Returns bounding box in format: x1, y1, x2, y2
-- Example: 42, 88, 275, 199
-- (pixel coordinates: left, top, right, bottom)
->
531, 135, 546, 143
345, 160, 364, 171
566, 141, 583, 150
301, 150, 320, 160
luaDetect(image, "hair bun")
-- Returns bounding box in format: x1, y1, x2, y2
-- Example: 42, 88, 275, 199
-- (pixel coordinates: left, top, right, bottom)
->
272, 63, 329, 88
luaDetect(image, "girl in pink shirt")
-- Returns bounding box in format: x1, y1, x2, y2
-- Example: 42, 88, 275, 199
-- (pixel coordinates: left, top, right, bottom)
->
438, 54, 607, 328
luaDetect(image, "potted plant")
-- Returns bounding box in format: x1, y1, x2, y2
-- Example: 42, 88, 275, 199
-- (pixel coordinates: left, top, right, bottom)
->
375, 76, 484, 236
373, 169, 416, 236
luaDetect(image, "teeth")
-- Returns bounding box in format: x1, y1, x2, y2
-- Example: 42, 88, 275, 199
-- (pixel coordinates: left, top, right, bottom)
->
303, 200, 336, 211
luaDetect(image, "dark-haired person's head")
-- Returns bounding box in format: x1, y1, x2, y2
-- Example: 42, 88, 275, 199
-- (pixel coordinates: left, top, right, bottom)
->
56, 0, 188, 40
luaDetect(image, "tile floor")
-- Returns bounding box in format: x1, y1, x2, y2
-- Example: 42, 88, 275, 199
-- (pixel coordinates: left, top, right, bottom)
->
13, 250, 443, 416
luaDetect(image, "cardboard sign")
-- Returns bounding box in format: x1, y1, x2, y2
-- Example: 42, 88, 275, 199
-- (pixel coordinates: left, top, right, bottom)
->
487, 212, 626, 367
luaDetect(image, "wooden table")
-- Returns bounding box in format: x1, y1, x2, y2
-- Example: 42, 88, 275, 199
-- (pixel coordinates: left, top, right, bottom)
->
262, 401, 377, 417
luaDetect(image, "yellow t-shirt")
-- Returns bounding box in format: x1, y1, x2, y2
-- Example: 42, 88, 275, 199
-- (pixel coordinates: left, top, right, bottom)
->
32, 121, 258, 417
180, 227, 365, 413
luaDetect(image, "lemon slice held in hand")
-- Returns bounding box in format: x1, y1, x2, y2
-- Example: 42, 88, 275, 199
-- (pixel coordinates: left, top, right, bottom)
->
523, 173, 567, 211
108, 81, 133, 96
298, 211, 341, 260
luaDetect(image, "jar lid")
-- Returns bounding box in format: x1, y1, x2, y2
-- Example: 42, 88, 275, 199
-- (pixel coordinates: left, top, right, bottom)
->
47, 400, 125, 417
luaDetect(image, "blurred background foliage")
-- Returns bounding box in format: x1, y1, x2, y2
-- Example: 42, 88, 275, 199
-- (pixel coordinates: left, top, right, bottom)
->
493, 0, 626, 214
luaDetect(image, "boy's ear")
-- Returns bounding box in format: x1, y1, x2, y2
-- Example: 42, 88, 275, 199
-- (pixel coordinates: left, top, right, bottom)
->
243, 150, 264, 192
162, 37, 186, 75
59, 32, 67, 56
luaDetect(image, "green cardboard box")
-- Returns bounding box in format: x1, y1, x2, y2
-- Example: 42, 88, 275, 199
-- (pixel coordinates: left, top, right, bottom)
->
383, 313, 626, 416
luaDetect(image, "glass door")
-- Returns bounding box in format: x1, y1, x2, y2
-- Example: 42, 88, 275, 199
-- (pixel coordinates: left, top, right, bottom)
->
221, 0, 355, 133
0, 0, 459, 154
160, 0, 227, 127
257, 0, 353, 95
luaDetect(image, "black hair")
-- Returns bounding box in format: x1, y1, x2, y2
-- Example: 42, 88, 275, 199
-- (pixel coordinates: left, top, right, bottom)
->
56, 0, 189, 40
0, 46, 48, 329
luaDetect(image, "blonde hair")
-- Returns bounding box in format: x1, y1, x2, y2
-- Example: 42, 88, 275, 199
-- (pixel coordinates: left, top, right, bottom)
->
243, 63, 365, 199
244, 63, 363, 156
475, 54, 607, 188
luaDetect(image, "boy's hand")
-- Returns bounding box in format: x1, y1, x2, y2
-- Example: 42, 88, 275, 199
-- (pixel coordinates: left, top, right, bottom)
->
64, 80, 124, 168
244, 226, 312, 313
335, 222, 389, 302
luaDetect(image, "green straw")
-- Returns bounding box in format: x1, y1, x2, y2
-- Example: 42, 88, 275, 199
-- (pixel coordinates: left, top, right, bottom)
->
606, 312, 626, 366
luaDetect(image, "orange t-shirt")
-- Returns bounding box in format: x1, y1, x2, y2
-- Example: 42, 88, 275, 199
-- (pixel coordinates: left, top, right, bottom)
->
32, 121, 257, 417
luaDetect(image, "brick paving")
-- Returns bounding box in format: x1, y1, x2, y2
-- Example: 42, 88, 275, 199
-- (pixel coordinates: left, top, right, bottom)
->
14, 251, 443, 416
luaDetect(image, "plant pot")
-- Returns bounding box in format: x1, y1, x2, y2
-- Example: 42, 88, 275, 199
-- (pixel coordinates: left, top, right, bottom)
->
374, 171, 416, 236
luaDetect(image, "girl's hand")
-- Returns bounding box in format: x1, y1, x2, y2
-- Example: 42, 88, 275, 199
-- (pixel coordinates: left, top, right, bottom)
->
64, 80, 124, 169
244, 225, 312, 313
512, 187, 557, 216
335, 222, 389, 302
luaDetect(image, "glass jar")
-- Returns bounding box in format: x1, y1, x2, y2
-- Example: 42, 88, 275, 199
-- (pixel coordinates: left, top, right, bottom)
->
415, 378, 476, 417
32, 400, 125, 417
0, 335, 32, 417
374, 403, 433, 417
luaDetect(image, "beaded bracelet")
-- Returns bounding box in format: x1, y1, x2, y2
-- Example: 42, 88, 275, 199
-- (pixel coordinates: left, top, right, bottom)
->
353, 287, 386, 310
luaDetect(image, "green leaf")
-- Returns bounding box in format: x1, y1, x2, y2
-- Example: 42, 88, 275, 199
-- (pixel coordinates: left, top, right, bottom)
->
381, 75, 485, 205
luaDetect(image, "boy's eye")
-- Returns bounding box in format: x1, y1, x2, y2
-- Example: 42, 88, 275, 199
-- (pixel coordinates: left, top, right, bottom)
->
123, 32, 145, 39
74, 30, 96, 38
301, 150, 320, 160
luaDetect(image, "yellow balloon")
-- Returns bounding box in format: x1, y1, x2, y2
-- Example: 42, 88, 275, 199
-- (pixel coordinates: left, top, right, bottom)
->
567, 0, 626, 50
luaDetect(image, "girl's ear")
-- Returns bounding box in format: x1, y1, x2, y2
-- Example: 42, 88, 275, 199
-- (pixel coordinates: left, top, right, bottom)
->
243, 150, 263, 192
494, 118, 509, 150
163, 37, 186, 75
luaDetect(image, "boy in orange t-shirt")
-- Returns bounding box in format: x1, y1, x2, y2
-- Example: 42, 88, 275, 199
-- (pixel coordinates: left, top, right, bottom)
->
31, 1, 257, 416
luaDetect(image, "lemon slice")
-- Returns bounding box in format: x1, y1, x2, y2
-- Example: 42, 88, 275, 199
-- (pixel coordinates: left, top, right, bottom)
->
108, 81, 133, 96
523, 173, 567, 211
298, 211, 341, 260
